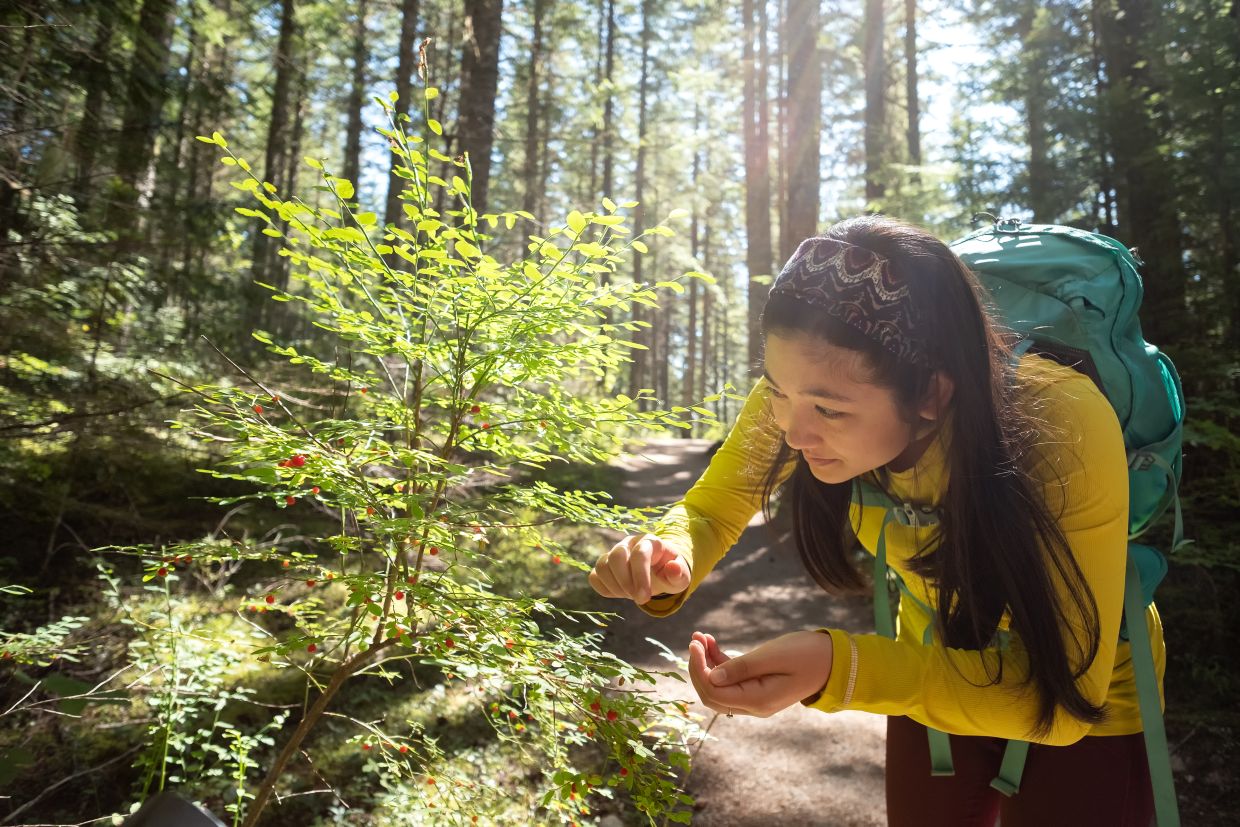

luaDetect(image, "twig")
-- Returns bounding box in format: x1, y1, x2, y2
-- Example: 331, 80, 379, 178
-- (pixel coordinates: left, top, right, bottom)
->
1, 744, 141, 824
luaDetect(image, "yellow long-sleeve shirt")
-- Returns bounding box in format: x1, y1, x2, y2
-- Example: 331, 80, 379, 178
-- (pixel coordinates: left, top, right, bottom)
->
640, 353, 1165, 745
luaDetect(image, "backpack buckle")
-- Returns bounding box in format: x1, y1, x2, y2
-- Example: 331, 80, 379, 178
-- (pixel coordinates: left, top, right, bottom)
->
893, 502, 940, 528
1128, 450, 1156, 472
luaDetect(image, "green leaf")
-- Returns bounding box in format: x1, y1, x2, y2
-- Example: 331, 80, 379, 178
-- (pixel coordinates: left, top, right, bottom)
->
304, 156, 323, 170
325, 227, 367, 244
455, 239, 482, 259
631, 240, 648, 254
355, 212, 377, 226
602, 197, 617, 213
425, 86, 440, 100
566, 210, 587, 234
428, 119, 443, 136
212, 131, 228, 148
334, 178, 356, 200
656, 280, 685, 294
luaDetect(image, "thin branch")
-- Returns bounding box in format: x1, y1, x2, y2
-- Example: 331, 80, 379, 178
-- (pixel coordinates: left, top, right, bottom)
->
1, 745, 141, 824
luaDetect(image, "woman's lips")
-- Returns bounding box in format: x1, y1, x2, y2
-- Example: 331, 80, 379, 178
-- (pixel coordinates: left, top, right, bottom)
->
804, 455, 838, 466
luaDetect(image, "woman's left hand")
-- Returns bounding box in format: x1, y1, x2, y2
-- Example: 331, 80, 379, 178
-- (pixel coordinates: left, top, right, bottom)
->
687, 629, 834, 718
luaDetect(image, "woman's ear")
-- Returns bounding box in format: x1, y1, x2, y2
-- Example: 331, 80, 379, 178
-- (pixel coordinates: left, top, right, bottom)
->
918, 370, 955, 422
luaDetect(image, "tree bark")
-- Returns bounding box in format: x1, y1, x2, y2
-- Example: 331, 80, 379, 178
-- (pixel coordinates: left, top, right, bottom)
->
384, 0, 420, 230
1019, 1, 1052, 222
628, 0, 654, 406
73, 4, 116, 206
863, 0, 886, 204
108, 0, 177, 243
522, 0, 549, 216
343, 0, 370, 190
904, 0, 920, 185
744, 0, 773, 379
245, 0, 298, 336
457, 0, 504, 215
1096, 0, 1187, 344
784, 0, 821, 258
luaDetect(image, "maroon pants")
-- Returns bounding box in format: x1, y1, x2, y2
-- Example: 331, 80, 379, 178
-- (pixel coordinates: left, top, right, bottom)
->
885, 715, 1155, 827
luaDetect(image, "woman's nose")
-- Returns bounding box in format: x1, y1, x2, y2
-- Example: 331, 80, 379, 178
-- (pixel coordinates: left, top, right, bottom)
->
782, 414, 821, 452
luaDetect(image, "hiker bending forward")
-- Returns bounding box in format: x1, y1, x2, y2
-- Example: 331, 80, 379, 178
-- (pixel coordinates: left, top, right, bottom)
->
588, 215, 1162, 826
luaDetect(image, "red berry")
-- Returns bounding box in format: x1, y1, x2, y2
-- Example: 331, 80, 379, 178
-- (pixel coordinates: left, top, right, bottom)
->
539, 421, 547, 429
362, 743, 371, 751
607, 710, 618, 721
619, 768, 628, 777
481, 422, 490, 429
286, 496, 296, 506
504, 639, 514, 648
395, 591, 404, 600
311, 486, 320, 494
508, 711, 517, 719
399, 745, 408, 753
326, 572, 335, 580
589, 701, 601, 713
307, 643, 317, 653
278, 460, 289, 468
181, 555, 192, 564
366, 506, 375, 515
265, 594, 275, 604
552, 555, 561, 564
359, 387, 368, 394
428, 546, 439, 556
271, 395, 280, 403
445, 637, 454, 648
470, 404, 481, 414
427, 777, 436, 785
289, 454, 306, 467
305, 579, 316, 587
253, 404, 264, 414
157, 567, 168, 577
281, 560, 290, 568
473, 525, 483, 534
406, 574, 418, 584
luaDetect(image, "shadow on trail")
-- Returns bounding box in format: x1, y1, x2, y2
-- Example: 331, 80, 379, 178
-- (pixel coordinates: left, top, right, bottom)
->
594, 438, 887, 827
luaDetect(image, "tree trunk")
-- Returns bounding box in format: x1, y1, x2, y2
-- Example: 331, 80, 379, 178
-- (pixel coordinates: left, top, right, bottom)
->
904, 0, 920, 185
1096, 0, 1187, 345
245, 0, 298, 337
108, 0, 177, 243
776, 0, 789, 262
784, 0, 821, 258
1090, 0, 1116, 234
598, 0, 618, 347
522, 0, 548, 216
457, 0, 504, 214
343, 0, 370, 189
73, 5, 116, 206
686, 103, 701, 410
628, 0, 654, 407
384, 0, 420, 230
743, 0, 773, 379
1019, 1, 1052, 222
863, 0, 886, 204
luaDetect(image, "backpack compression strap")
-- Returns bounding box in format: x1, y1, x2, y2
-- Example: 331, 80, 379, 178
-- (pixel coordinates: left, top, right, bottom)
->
865, 482, 955, 777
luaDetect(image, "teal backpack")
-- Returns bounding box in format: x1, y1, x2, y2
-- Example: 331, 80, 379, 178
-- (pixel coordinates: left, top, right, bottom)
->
855, 217, 1188, 825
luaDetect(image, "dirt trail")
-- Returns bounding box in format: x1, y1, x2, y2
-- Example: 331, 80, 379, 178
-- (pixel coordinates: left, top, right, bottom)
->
595, 438, 887, 827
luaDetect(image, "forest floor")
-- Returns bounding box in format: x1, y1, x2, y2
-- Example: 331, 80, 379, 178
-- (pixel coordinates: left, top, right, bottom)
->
598, 438, 886, 826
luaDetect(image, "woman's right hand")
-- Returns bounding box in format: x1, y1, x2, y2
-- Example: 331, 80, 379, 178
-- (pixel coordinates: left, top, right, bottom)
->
589, 533, 691, 605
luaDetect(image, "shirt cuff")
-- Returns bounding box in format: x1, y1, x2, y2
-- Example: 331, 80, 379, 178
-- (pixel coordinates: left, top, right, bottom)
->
800, 628, 858, 712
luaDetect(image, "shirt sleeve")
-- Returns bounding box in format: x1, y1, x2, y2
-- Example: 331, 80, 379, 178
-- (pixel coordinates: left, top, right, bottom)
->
804, 374, 1131, 746
640, 377, 796, 618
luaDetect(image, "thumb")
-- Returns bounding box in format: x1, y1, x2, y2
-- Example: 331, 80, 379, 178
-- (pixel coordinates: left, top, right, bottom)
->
708, 650, 765, 687
652, 552, 691, 593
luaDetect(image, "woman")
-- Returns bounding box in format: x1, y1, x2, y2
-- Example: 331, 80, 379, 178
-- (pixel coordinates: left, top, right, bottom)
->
587, 215, 1162, 825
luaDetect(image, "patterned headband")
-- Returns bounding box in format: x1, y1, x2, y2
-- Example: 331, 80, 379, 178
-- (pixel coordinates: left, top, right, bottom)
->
768, 236, 932, 367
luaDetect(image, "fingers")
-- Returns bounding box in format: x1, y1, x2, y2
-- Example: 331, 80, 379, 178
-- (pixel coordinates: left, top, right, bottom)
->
589, 533, 683, 604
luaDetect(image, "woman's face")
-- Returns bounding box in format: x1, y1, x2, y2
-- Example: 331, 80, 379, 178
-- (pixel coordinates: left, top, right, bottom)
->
763, 332, 940, 483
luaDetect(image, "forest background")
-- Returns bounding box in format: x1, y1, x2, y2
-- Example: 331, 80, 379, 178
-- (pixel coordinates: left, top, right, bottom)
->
1, 0, 1238, 824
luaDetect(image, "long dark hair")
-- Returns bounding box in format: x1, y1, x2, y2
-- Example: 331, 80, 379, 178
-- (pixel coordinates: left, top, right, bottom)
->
758, 215, 1104, 738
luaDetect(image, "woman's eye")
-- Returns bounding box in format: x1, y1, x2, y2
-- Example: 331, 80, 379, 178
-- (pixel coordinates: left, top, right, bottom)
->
816, 406, 844, 419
